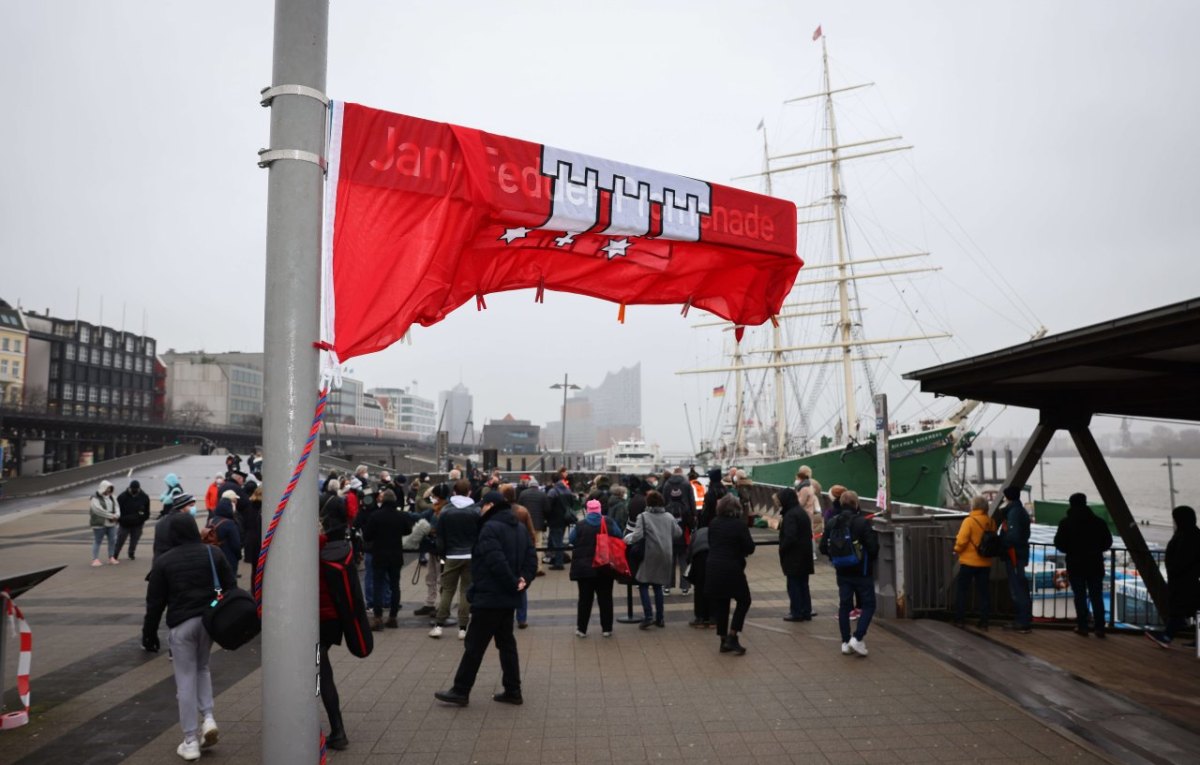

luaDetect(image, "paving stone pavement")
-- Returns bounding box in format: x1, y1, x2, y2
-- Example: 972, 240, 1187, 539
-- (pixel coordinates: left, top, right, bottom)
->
1, 459, 1107, 763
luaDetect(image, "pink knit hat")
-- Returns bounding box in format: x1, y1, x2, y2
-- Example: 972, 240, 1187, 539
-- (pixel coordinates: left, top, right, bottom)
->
586, 499, 602, 514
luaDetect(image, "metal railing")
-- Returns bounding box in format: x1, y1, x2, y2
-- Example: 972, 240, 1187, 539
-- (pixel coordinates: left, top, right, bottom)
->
1026, 541, 1165, 630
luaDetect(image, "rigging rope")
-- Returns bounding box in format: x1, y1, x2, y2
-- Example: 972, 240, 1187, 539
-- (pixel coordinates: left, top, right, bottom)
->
252, 387, 329, 765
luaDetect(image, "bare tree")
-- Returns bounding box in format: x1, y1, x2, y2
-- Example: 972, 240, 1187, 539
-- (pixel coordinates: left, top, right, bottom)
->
173, 400, 215, 427
20, 385, 48, 413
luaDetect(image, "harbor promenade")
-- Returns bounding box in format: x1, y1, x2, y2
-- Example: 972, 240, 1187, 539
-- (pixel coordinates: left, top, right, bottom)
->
1, 457, 1195, 764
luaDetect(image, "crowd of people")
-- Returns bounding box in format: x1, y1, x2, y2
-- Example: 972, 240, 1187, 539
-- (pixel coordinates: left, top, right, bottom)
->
83, 451, 1197, 761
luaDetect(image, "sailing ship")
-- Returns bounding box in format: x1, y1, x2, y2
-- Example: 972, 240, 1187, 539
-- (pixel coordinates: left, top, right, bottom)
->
678, 34, 1007, 509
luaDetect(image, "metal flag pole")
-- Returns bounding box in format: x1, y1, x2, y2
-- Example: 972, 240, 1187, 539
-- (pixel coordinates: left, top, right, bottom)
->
260, 1, 328, 762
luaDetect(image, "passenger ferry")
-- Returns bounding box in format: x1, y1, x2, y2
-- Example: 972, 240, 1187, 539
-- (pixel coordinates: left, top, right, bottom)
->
603, 438, 662, 476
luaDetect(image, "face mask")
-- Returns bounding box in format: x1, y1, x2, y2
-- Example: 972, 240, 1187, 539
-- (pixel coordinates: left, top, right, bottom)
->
188, 506, 198, 516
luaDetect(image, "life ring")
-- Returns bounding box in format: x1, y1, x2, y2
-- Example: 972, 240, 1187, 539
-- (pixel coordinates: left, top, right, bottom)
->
1053, 570, 1070, 591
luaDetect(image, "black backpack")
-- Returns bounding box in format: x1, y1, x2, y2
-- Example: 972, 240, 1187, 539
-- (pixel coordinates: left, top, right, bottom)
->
320, 539, 373, 658
665, 485, 687, 520
973, 517, 1002, 559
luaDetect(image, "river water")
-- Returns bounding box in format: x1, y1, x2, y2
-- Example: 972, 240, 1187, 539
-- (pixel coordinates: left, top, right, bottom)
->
975, 456, 1195, 542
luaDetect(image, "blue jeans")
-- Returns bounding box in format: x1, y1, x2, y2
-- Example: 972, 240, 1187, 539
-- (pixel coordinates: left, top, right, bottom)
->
786, 573, 812, 618
363, 553, 392, 610
371, 560, 401, 619
837, 574, 875, 642
547, 527, 566, 567
639, 584, 664, 622
1068, 570, 1106, 635
956, 564, 991, 625
91, 526, 116, 560
1005, 559, 1032, 628
516, 590, 528, 625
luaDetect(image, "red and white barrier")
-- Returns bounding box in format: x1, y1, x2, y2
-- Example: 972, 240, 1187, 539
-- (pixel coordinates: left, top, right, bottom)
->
0, 591, 31, 730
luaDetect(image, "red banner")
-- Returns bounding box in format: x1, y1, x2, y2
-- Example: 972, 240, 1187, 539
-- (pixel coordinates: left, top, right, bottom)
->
324, 102, 801, 361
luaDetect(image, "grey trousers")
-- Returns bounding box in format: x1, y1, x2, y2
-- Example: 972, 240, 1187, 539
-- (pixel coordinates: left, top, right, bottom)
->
424, 555, 442, 607
169, 616, 214, 740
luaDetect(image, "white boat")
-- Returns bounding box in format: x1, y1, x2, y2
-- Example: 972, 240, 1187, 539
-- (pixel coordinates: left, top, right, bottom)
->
603, 438, 662, 476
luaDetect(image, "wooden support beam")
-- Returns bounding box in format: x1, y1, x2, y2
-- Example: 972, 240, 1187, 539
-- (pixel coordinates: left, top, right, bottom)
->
1068, 425, 1170, 619
992, 419, 1058, 518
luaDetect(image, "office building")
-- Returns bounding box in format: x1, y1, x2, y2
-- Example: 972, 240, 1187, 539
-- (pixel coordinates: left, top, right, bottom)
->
161, 351, 264, 427
23, 309, 160, 422
438, 383, 474, 444
369, 387, 436, 436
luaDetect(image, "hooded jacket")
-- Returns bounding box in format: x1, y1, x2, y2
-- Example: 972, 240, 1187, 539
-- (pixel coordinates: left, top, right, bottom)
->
117, 484, 151, 528
89, 481, 119, 527
1165, 507, 1200, 618
159, 474, 184, 509
436, 495, 481, 558
143, 513, 236, 630
777, 488, 814, 577
467, 503, 537, 609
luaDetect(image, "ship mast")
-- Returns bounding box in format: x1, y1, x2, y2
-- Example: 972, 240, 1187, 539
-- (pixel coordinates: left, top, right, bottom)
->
761, 123, 789, 458
733, 340, 746, 457
680, 34, 949, 451
822, 35, 858, 440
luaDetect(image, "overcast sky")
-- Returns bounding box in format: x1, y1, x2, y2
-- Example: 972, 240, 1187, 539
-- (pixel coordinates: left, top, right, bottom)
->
3, 2, 1197, 453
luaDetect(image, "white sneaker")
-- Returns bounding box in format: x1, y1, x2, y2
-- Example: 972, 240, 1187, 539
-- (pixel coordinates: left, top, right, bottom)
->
200, 716, 219, 748
576, 630, 587, 638
457, 628, 467, 640
849, 636, 869, 656
663, 588, 671, 596
428, 624, 443, 638
841, 642, 854, 655
602, 631, 613, 638
176, 738, 201, 761
91, 559, 103, 567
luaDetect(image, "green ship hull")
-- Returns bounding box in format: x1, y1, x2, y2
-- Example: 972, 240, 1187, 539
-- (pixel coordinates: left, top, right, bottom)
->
1032, 500, 1118, 534
749, 426, 958, 508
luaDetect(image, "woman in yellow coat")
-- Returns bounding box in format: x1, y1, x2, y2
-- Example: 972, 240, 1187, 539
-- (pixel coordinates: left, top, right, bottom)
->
954, 495, 997, 629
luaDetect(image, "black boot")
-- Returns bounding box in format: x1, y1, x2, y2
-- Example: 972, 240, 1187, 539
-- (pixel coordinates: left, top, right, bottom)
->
723, 633, 747, 655
719, 635, 732, 653
326, 711, 349, 750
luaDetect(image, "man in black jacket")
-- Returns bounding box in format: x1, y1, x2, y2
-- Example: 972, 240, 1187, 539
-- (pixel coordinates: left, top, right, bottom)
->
819, 490, 879, 657
363, 489, 414, 630
1054, 493, 1114, 638
435, 491, 537, 706
545, 471, 574, 570
431, 480, 481, 638
517, 476, 548, 575
143, 512, 237, 761
115, 479, 151, 560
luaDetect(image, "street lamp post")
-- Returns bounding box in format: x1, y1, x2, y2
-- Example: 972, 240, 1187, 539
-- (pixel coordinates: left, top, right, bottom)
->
1162, 455, 1181, 509
550, 374, 581, 469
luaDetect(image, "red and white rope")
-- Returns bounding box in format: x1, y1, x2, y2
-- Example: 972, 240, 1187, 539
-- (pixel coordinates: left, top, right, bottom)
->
0, 591, 31, 730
